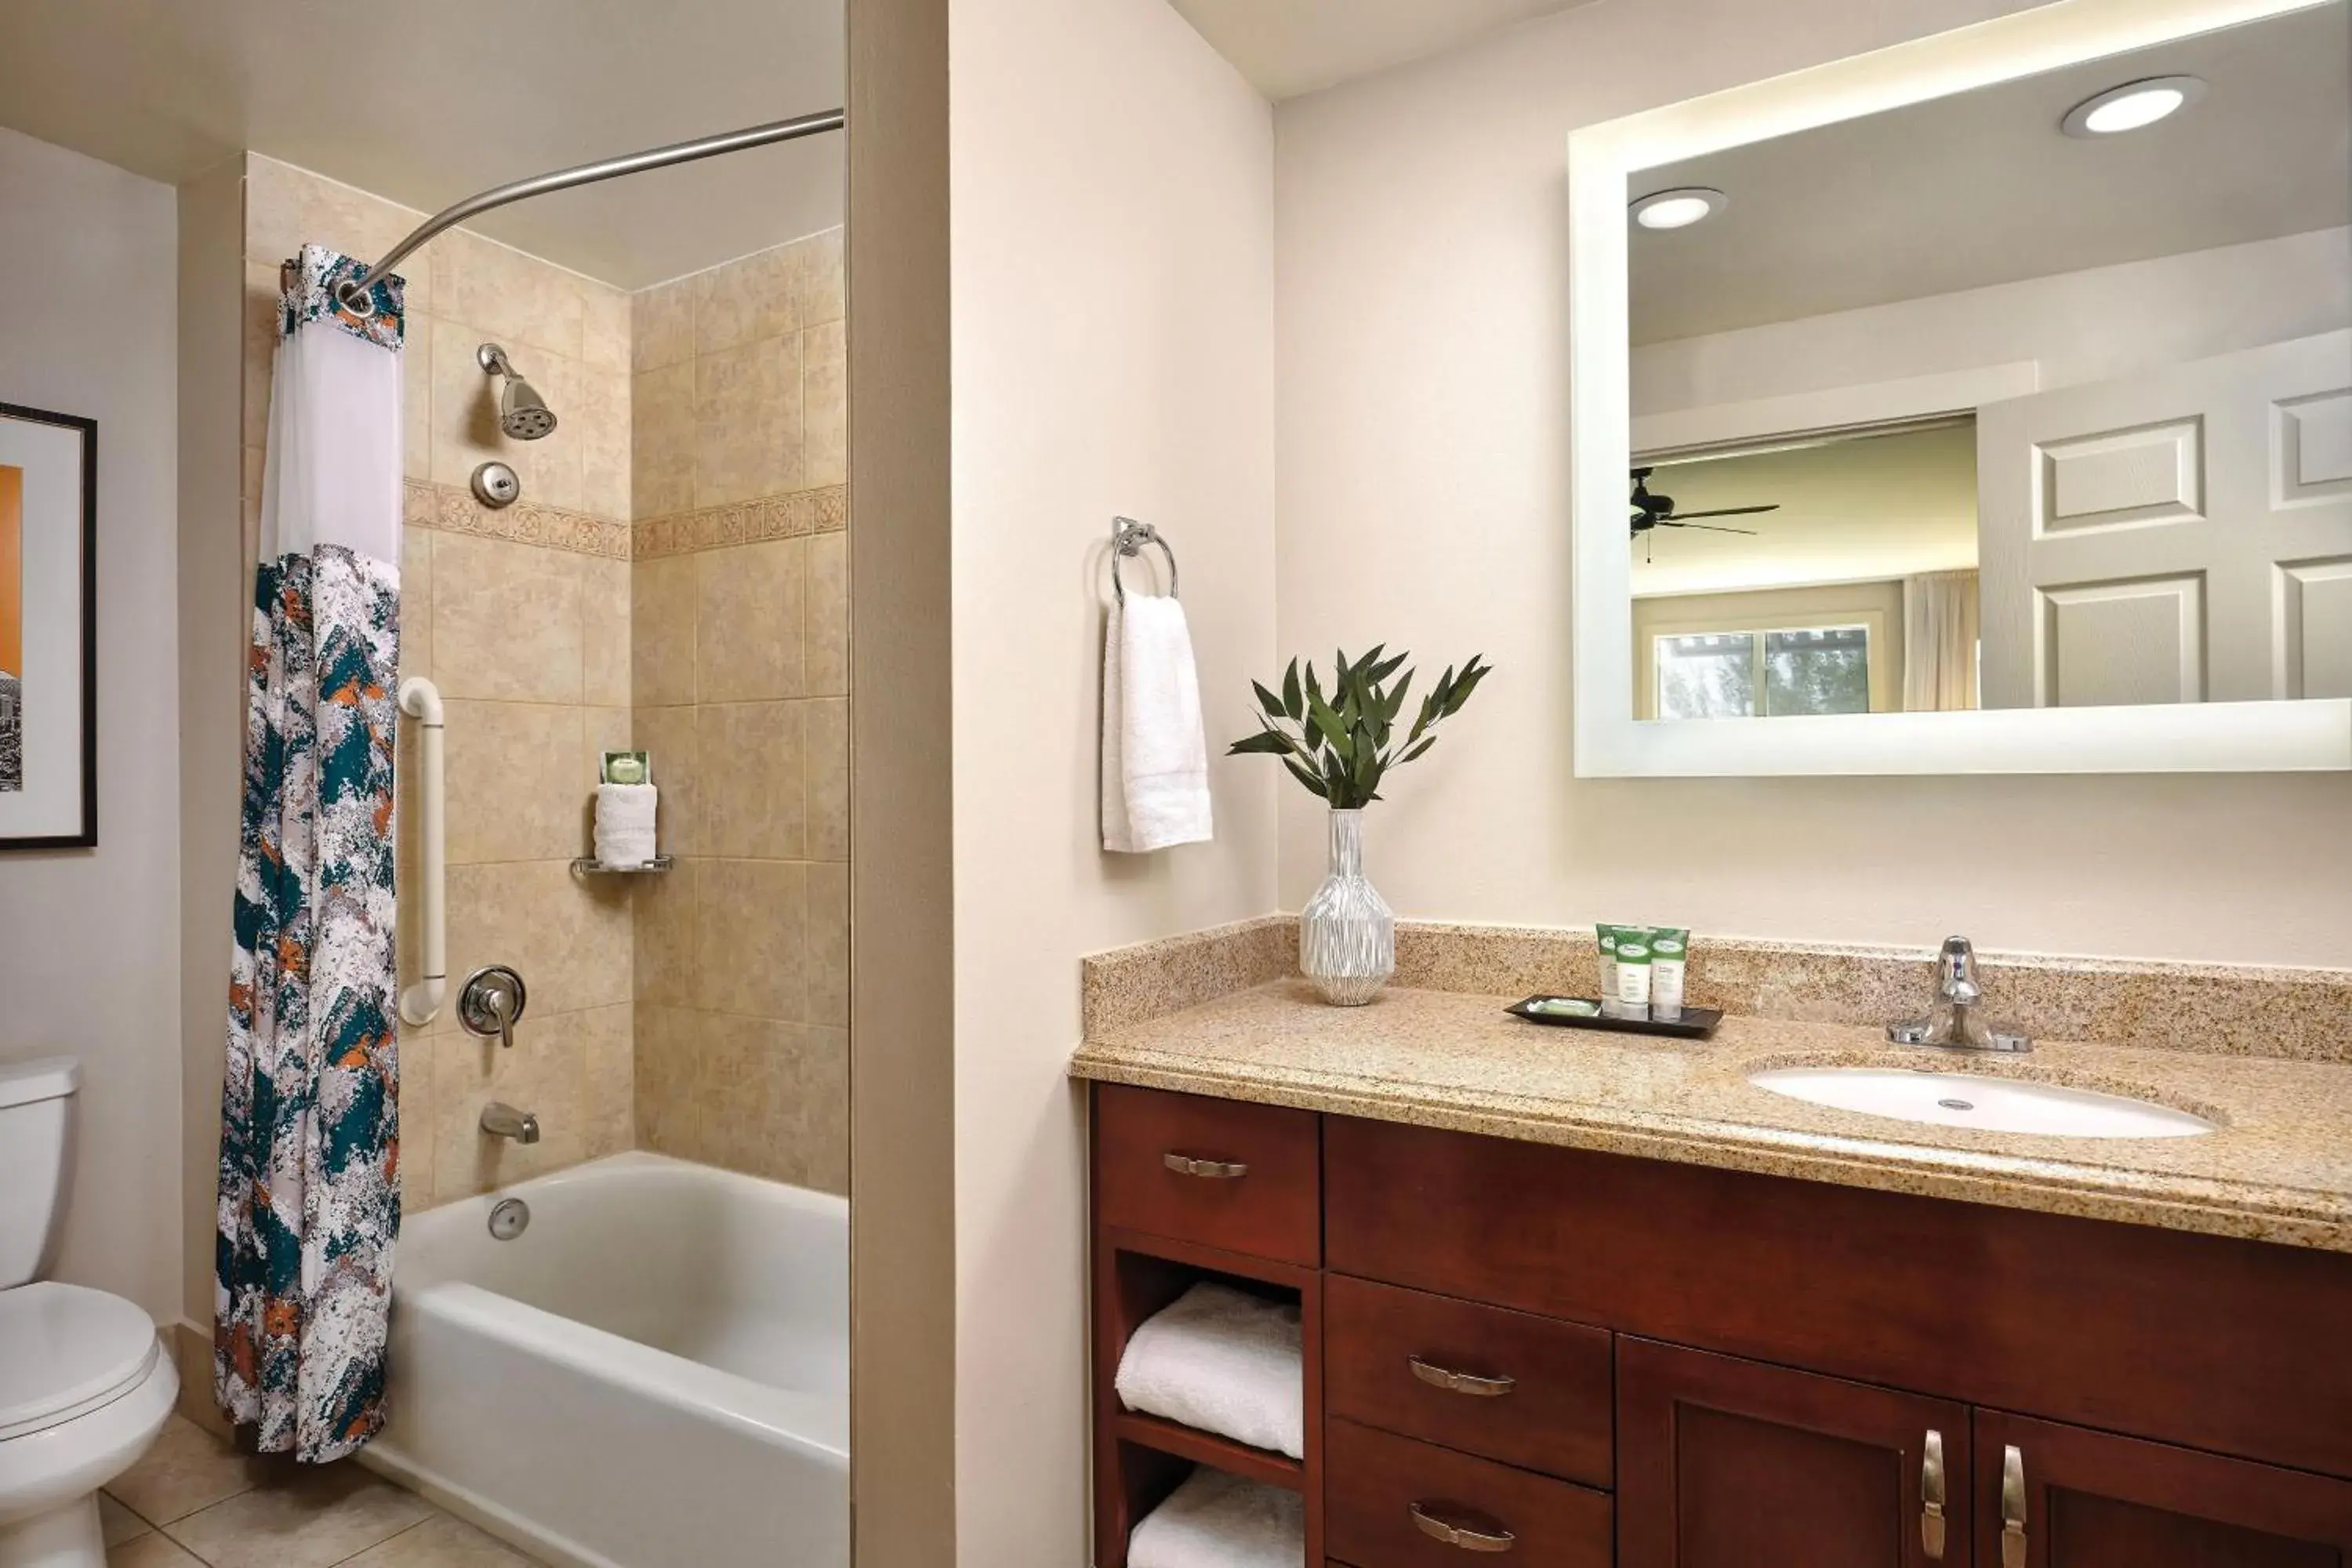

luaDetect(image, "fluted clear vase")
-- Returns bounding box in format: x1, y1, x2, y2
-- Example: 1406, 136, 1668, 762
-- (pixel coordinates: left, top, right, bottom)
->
1300, 808, 1395, 1006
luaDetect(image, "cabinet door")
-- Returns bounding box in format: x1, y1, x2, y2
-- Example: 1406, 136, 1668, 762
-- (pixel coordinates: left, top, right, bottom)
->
1974, 1413, 2352, 1568
1621, 1338, 1970, 1568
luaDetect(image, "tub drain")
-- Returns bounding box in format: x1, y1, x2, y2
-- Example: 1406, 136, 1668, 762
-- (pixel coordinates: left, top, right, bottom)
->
488, 1197, 530, 1240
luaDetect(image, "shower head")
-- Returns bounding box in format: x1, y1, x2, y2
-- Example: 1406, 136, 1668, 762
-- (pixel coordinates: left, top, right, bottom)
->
477, 343, 559, 441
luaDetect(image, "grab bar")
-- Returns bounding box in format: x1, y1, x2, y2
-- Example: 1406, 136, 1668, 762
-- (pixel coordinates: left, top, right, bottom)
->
398, 677, 447, 1025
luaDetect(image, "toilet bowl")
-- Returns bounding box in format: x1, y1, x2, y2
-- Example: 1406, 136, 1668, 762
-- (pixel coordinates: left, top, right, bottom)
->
0, 1059, 182, 1568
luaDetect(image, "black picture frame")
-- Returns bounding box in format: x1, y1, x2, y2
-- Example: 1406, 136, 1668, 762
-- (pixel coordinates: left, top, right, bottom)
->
0, 400, 96, 851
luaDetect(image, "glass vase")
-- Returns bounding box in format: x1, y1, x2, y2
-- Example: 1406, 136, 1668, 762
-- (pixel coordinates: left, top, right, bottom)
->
1299, 808, 1395, 1006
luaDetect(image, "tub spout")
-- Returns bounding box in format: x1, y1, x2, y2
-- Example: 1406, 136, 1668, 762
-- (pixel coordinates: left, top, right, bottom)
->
481, 1102, 540, 1145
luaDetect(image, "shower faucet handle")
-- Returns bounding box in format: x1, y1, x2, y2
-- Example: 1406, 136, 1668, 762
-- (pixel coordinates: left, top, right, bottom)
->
458, 964, 528, 1049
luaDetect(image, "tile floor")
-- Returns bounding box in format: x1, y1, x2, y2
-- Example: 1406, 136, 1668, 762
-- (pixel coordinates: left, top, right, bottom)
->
100, 1416, 540, 1567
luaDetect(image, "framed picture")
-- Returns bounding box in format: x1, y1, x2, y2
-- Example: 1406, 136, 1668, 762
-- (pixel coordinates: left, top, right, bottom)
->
0, 401, 96, 849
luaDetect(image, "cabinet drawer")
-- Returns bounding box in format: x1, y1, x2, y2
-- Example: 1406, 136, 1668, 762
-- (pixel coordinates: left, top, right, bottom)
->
1093, 1084, 1320, 1265
1327, 1275, 1613, 1487
1327, 1417, 1612, 1568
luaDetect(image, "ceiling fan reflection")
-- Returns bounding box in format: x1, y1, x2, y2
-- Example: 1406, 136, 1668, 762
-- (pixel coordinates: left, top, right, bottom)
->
1630, 467, 1780, 561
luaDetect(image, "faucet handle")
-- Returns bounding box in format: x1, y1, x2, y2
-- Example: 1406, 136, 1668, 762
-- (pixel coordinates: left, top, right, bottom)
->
459, 964, 528, 1049
1936, 936, 1982, 1006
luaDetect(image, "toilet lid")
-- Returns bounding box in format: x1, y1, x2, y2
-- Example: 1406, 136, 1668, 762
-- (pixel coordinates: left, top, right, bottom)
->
0, 1283, 162, 1441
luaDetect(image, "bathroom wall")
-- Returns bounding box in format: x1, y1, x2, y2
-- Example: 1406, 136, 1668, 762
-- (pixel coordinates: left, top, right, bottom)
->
236, 157, 637, 1213
947, 0, 1279, 1553
1271, 0, 2352, 967
0, 126, 183, 1323
625, 233, 852, 1192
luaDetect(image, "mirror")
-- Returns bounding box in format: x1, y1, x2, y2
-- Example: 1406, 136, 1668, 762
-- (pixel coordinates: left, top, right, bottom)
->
1570, 0, 2352, 775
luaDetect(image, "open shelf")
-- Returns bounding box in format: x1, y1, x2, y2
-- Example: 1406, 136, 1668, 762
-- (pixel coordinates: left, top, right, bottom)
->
1113, 1411, 1306, 1493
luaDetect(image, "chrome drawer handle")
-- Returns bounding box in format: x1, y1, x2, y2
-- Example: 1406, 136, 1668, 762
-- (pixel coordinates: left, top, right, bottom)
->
2001, 1444, 2027, 1568
1410, 1356, 1517, 1398
1162, 1152, 1249, 1179
1921, 1428, 1947, 1561
1410, 1502, 1516, 1553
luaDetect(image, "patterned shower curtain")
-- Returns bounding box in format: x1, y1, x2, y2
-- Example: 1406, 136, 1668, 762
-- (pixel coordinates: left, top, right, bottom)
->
216, 245, 407, 1463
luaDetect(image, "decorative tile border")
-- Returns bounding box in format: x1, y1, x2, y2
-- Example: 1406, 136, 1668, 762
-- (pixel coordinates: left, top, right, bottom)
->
1084, 915, 2352, 1065
632, 486, 849, 559
404, 479, 631, 559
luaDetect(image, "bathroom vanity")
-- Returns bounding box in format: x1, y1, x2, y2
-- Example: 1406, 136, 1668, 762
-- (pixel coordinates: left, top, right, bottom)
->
1077, 982, 2352, 1568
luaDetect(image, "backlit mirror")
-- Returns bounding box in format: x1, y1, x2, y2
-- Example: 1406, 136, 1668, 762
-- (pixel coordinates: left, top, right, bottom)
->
1570, 0, 2352, 775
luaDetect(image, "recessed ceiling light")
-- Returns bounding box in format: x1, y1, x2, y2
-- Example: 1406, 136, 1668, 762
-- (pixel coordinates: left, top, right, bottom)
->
2061, 74, 2205, 137
1631, 187, 1727, 230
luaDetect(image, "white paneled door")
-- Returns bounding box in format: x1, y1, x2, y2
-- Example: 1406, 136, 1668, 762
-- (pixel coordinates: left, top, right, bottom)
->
1978, 329, 2352, 710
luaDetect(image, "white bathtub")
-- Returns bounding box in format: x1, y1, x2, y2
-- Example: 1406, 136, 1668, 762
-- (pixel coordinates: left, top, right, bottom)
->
361, 1152, 848, 1568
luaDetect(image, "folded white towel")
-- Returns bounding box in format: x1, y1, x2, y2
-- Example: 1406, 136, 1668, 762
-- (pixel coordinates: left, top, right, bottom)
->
1129, 1468, 1304, 1568
1115, 1282, 1302, 1459
1102, 593, 1213, 854
593, 782, 659, 869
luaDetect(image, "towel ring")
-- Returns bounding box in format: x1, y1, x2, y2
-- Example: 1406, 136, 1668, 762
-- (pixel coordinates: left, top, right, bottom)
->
1110, 517, 1179, 604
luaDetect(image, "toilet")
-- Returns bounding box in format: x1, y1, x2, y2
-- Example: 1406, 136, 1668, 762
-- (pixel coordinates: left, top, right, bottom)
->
0, 1058, 180, 1568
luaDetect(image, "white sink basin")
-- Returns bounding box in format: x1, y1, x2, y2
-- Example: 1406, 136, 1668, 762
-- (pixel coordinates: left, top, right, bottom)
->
1747, 1066, 2216, 1139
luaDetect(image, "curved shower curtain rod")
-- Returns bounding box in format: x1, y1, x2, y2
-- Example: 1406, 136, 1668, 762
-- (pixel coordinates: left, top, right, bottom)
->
332, 106, 847, 316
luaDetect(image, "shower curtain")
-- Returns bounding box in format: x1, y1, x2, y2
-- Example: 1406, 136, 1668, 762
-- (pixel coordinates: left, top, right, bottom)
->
216, 244, 406, 1463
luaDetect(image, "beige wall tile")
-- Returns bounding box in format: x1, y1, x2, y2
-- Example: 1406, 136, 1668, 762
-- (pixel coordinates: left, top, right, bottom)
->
246, 157, 434, 315
808, 696, 848, 862
577, 1003, 634, 1160
695, 858, 807, 1019
441, 701, 586, 865
790, 1025, 851, 1194
585, 704, 632, 773
241, 445, 265, 541
808, 861, 848, 1027
695, 539, 805, 703
581, 283, 631, 376
398, 1029, 438, 1210
794, 228, 844, 328
582, 556, 632, 708
243, 264, 278, 451
630, 553, 699, 707
398, 524, 433, 686
426, 318, 505, 492
633, 856, 699, 1007
633, 1004, 700, 1156
806, 530, 848, 696
632, 278, 695, 372
430, 532, 583, 704
576, 362, 632, 524
694, 246, 799, 355
446, 860, 632, 1018
632, 363, 696, 519
431, 1015, 587, 1200
802, 320, 847, 489
694, 335, 802, 506
699, 702, 808, 861
401, 325, 432, 481
630, 705, 699, 855
438, 227, 584, 362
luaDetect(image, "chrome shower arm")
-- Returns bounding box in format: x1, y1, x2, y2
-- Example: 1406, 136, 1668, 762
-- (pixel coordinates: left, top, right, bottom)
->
333, 107, 846, 314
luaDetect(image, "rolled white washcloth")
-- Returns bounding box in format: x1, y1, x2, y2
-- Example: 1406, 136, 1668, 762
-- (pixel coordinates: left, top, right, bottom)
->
1129, 1468, 1304, 1568
593, 782, 659, 869
1115, 1281, 1303, 1459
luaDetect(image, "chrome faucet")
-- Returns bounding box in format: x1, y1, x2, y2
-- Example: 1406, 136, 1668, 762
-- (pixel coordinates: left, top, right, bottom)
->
1888, 936, 2032, 1054
480, 1102, 540, 1144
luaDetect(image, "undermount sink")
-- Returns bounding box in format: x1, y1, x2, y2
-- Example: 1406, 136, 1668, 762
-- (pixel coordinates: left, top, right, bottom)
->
1746, 1065, 2216, 1139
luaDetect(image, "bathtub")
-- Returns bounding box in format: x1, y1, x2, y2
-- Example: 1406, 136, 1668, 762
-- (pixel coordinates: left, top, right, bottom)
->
361, 1152, 848, 1568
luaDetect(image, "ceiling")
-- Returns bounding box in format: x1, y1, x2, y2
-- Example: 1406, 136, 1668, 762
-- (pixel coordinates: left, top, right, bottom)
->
1632, 2, 2352, 344
0, 0, 843, 289
1632, 423, 1982, 598
1167, 0, 1595, 100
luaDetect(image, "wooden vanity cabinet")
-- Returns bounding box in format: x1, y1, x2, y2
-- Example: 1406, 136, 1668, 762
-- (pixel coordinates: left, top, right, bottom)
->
1088, 1083, 2352, 1568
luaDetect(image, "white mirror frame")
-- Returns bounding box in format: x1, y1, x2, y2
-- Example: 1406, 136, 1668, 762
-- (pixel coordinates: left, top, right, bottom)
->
1567, 0, 2352, 776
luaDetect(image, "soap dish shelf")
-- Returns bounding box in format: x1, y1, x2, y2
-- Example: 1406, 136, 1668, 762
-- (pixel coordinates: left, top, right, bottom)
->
569, 855, 675, 876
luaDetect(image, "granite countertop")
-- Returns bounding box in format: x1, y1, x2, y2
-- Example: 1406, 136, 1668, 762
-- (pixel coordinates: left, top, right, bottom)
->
1070, 978, 2352, 1254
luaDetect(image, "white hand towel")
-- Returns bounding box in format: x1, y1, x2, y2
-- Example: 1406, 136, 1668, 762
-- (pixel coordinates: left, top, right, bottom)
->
1102, 593, 1214, 853
1129, 1468, 1304, 1568
1115, 1282, 1303, 1458
593, 782, 659, 869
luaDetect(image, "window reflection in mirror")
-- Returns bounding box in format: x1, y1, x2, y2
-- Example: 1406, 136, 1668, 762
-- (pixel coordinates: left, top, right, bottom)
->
1625, 0, 2351, 722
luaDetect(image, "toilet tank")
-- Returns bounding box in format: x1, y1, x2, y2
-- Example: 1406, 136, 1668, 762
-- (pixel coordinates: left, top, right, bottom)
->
0, 1057, 78, 1289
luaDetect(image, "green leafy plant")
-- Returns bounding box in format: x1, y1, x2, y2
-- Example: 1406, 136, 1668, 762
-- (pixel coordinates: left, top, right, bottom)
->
1229, 647, 1491, 809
